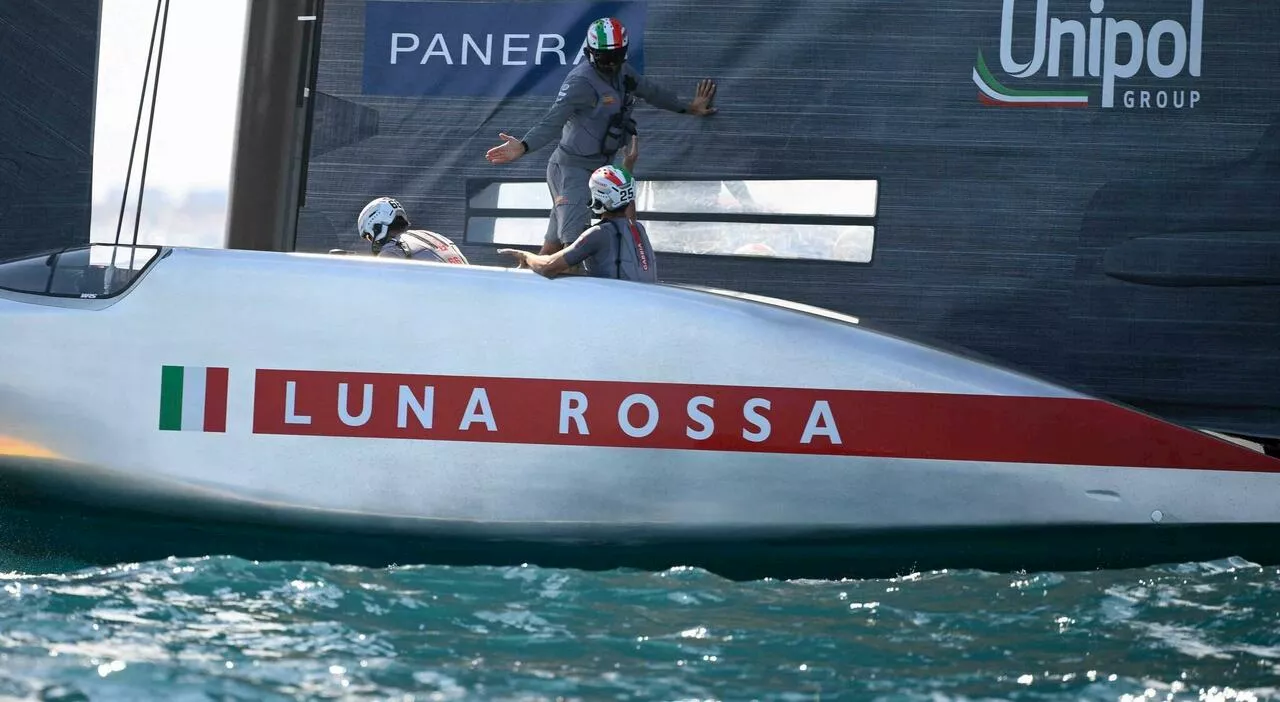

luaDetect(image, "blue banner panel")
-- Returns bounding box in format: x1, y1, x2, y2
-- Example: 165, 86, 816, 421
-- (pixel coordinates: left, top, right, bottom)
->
362, 0, 647, 97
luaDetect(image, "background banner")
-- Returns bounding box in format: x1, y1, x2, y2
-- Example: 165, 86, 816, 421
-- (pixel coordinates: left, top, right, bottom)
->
0, 0, 99, 261
297, 0, 1280, 440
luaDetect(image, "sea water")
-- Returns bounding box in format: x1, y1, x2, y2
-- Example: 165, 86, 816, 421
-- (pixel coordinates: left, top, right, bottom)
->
1, 555, 1277, 700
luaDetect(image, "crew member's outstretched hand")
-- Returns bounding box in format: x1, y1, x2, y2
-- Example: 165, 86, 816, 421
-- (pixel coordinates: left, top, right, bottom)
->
496, 248, 529, 268
486, 133, 525, 164
687, 79, 718, 116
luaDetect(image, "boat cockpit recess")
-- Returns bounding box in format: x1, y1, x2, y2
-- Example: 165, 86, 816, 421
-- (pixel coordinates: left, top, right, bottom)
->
0, 244, 167, 304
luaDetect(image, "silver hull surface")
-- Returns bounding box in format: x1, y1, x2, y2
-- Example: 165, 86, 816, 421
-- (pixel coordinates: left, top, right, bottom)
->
0, 245, 1276, 578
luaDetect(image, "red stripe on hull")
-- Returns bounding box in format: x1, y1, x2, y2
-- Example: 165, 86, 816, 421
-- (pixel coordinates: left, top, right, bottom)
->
250, 370, 1280, 472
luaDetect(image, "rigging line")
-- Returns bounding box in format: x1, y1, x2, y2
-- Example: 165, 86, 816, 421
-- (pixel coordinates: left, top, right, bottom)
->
111, 0, 164, 274
129, 0, 172, 273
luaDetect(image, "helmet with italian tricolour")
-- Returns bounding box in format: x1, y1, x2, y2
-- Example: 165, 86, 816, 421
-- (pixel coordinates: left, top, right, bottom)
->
584, 17, 628, 75
588, 165, 636, 215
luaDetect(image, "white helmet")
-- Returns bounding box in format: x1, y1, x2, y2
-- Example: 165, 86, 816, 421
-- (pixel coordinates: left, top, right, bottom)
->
588, 165, 636, 214
357, 197, 409, 245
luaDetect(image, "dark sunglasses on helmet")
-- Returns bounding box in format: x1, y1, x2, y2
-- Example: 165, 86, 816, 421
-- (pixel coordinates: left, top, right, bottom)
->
588, 46, 627, 69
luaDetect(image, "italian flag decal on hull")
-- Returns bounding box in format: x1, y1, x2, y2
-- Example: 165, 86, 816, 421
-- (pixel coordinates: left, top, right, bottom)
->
159, 365, 229, 432
973, 50, 1089, 107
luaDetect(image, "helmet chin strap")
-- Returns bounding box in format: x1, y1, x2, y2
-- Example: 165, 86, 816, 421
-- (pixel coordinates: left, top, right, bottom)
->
366, 222, 394, 252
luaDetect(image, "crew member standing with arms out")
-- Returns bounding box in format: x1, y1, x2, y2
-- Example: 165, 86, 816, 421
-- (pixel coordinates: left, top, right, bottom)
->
484, 16, 718, 255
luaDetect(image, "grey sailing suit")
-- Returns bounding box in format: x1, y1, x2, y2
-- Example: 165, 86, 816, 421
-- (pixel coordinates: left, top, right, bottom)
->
520, 61, 687, 248
561, 216, 659, 283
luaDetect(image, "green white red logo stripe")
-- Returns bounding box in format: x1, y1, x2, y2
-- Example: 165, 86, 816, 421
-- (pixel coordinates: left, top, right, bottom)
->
159, 365, 229, 432
973, 50, 1089, 108
153, 363, 1279, 473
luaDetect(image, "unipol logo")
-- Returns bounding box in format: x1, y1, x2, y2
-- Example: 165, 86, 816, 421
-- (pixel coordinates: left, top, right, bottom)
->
973, 0, 1203, 109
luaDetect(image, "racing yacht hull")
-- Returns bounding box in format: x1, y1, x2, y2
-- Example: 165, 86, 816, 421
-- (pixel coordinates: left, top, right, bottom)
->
0, 244, 1276, 578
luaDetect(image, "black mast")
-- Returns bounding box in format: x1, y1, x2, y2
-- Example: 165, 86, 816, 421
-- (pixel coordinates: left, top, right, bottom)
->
225, 0, 324, 252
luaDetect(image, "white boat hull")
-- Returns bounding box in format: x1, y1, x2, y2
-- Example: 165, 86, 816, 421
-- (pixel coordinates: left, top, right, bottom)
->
0, 245, 1276, 577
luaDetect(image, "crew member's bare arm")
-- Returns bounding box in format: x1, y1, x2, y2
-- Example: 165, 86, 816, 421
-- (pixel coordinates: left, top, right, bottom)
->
499, 226, 604, 279
623, 135, 640, 174
497, 248, 574, 278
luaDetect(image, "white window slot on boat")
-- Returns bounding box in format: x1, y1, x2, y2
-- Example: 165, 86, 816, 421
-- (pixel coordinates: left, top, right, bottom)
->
463, 178, 879, 264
